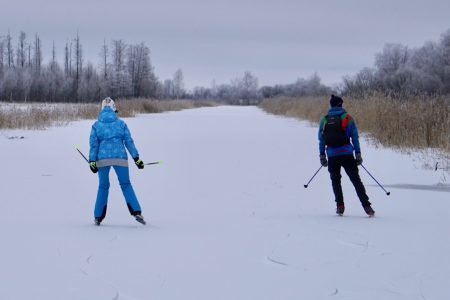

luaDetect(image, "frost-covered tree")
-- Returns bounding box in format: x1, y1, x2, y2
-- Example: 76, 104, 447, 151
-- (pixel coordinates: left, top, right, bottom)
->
46, 59, 64, 102
0, 37, 5, 75
440, 29, 450, 93
100, 39, 109, 80
342, 29, 450, 96
240, 71, 259, 103
172, 69, 185, 99
111, 39, 129, 98
127, 43, 159, 98
162, 79, 174, 99
375, 43, 409, 75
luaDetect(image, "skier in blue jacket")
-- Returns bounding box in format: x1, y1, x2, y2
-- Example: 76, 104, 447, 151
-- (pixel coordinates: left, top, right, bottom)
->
89, 97, 146, 225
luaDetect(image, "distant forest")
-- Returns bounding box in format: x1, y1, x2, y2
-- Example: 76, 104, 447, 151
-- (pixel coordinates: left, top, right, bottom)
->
0, 29, 449, 103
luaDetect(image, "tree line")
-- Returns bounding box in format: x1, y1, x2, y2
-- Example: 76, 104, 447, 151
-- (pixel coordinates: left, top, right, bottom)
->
0, 31, 165, 102
2, 28, 449, 103
0, 30, 332, 104
191, 72, 331, 104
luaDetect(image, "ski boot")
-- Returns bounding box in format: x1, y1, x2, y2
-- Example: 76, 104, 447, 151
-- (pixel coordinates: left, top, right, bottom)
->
135, 214, 146, 225
363, 204, 375, 217
94, 217, 102, 226
336, 203, 345, 216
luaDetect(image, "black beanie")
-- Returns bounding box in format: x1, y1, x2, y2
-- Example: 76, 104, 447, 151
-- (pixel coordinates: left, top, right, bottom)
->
330, 94, 343, 107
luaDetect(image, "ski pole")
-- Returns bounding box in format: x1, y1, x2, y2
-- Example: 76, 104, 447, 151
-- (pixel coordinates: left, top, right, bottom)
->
76, 146, 89, 163
77, 146, 161, 167
360, 164, 390, 196
304, 166, 323, 188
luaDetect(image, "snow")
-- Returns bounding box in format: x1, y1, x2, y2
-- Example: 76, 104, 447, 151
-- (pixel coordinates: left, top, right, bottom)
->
0, 106, 449, 300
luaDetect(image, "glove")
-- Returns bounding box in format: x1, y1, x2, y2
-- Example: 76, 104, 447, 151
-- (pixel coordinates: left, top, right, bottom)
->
89, 161, 98, 173
320, 154, 328, 167
134, 157, 144, 169
355, 153, 363, 165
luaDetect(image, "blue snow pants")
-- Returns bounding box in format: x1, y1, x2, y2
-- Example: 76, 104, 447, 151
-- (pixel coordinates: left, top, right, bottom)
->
94, 166, 142, 219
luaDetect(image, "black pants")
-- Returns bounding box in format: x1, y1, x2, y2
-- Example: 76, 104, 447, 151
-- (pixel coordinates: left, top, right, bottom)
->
328, 155, 370, 206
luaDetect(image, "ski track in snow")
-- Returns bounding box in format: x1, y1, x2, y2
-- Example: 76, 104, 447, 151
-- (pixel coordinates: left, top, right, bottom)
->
266, 256, 289, 266
338, 240, 369, 252
86, 255, 93, 265
112, 291, 120, 300
265, 232, 292, 267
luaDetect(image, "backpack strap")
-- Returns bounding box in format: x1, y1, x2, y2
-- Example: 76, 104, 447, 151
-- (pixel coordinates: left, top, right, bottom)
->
321, 114, 329, 134
341, 113, 350, 130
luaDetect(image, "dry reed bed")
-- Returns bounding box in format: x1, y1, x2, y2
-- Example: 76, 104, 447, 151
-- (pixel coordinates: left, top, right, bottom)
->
260, 95, 450, 154
0, 99, 217, 130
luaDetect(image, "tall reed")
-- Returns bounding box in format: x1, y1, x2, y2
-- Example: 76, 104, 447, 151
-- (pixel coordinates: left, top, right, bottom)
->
0, 99, 217, 130
260, 95, 450, 154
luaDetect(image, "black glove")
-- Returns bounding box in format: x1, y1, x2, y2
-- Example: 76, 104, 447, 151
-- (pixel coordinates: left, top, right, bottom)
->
134, 157, 144, 169
355, 153, 363, 165
320, 154, 328, 167
89, 161, 98, 173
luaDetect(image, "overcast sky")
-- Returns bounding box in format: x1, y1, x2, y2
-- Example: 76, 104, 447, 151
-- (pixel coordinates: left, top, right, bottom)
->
1, 0, 450, 89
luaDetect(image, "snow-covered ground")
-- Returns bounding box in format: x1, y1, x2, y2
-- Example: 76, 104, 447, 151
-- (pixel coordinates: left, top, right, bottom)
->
0, 106, 449, 300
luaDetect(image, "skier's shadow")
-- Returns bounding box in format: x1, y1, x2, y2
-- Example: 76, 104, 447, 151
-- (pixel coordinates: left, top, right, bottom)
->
85, 223, 161, 229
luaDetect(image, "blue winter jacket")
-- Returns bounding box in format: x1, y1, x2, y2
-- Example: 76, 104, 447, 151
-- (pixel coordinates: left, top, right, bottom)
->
318, 107, 361, 158
89, 107, 139, 162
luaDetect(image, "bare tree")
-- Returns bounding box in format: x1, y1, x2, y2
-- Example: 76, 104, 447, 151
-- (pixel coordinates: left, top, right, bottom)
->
0, 37, 5, 75
27, 44, 32, 69
73, 33, 83, 100
69, 41, 72, 75
74, 34, 83, 77
50, 41, 58, 72
64, 41, 69, 75
100, 39, 109, 80
33, 33, 42, 74
111, 39, 128, 97
6, 30, 14, 68
172, 68, 185, 99
163, 79, 174, 98
16, 31, 26, 69
241, 71, 259, 103
28, 34, 44, 101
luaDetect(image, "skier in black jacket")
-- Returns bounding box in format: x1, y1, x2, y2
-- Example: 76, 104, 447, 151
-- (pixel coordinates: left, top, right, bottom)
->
318, 95, 374, 216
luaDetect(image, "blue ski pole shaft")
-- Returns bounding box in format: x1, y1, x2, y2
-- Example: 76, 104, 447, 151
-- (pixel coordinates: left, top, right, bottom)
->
361, 164, 390, 196
304, 166, 323, 188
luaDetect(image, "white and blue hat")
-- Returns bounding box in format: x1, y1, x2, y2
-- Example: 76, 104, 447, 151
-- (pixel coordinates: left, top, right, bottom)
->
101, 97, 117, 112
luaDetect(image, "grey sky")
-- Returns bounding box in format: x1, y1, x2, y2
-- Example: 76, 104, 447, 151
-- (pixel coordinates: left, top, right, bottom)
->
1, 0, 450, 89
